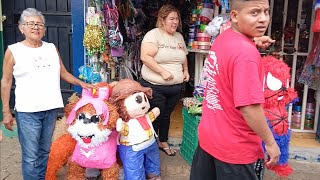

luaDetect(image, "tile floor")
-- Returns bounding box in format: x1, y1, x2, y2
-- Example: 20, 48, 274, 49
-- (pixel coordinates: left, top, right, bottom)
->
169, 102, 320, 148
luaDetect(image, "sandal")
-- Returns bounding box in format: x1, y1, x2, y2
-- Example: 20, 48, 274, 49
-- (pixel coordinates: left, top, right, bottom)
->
159, 147, 176, 156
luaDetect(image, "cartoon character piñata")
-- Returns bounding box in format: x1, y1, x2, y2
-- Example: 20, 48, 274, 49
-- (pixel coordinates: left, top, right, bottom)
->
109, 79, 161, 180
262, 56, 298, 177
46, 83, 120, 180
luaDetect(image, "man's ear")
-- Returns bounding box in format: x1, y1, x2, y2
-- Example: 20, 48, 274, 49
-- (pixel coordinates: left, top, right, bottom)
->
230, 10, 239, 24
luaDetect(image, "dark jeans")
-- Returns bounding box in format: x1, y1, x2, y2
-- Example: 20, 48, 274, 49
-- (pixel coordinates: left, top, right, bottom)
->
139, 78, 184, 142
190, 145, 258, 180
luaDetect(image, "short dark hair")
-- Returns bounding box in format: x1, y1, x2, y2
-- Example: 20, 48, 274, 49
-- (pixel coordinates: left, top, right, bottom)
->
230, 0, 258, 11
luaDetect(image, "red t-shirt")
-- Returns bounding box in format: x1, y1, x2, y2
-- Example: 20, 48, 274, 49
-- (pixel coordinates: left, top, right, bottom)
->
198, 29, 265, 164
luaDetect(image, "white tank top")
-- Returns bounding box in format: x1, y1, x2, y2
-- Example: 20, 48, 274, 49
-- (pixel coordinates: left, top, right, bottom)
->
9, 41, 64, 112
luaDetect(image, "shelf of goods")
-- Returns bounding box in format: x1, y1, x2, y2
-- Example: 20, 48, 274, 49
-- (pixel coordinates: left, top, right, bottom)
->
267, 0, 319, 133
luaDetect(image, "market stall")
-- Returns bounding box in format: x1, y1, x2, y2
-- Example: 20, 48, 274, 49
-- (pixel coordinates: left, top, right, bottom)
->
185, 0, 320, 133
70, 0, 319, 137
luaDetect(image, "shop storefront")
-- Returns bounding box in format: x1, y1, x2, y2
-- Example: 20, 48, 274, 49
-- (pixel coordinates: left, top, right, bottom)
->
70, 0, 319, 134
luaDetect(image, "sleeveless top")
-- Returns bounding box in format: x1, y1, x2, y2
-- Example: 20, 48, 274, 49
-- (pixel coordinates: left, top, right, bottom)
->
9, 41, 64, 112
141, 28, 188, 85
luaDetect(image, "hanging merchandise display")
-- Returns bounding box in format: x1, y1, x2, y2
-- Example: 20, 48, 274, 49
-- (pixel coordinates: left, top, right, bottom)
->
81, 1, 106, 84
80, 0, 151, 84
294, 1, 320, 89
104, 3, 124, 50
298, 33, 320, 91
79, 0, 234, 84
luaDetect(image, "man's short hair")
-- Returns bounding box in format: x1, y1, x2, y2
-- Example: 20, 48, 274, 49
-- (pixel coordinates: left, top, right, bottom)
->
230, 0, 258, 11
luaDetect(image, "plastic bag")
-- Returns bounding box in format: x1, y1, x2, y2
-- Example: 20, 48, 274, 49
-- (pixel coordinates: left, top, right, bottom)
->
78, 65, 101, 84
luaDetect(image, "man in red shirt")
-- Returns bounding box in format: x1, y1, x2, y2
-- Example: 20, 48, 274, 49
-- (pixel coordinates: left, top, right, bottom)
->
190, 0, 280, 179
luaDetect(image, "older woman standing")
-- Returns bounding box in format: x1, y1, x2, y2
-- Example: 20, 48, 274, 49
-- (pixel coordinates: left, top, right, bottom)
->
1, 8, 90, 179
139, 4, 189, 156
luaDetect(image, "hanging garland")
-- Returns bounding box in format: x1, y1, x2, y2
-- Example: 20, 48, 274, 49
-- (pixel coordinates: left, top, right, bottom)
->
83, 25, 106, 56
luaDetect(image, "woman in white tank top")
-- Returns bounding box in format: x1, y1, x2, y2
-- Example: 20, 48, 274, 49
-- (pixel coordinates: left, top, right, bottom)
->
0, 8, 91, 180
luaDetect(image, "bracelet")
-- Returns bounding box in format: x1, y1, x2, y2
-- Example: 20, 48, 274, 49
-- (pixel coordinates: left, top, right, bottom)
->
148, 111, 155, 121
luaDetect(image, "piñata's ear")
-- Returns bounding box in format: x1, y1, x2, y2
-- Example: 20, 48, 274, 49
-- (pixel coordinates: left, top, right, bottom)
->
64, 96, 80, 119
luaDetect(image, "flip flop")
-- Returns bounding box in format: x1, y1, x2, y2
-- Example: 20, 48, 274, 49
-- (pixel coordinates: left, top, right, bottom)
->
159, 147, 176, 156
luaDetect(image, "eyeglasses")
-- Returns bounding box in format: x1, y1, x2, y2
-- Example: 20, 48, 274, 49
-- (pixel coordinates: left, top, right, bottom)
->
23, 21, 45, 30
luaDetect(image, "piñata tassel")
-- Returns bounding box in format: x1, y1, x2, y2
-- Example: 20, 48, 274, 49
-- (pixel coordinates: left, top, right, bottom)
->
267, 163, 293, 177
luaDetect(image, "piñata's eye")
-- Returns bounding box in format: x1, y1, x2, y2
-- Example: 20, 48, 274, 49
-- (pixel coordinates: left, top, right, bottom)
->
266, 72, 282, 91
135, 95, 143, 104
90, 115, 100, 123
78, 113, 86, 120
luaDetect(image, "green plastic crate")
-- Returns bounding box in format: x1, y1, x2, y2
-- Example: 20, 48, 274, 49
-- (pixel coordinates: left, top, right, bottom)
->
180, 107, 201, 165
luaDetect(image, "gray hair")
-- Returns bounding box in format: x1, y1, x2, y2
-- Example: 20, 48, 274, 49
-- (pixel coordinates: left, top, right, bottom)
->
18, 8, 45, 26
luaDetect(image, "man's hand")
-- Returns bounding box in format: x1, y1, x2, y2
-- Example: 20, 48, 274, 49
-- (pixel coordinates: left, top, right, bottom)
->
3, 112, 14, 131
240, 104, 280, 166
254, 36, 275, 49
265, 141, 281, 166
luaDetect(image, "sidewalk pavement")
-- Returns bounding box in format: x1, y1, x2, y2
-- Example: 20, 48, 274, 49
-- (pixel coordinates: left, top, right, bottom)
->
1, 125, 320, 180
1, 135, 320, 180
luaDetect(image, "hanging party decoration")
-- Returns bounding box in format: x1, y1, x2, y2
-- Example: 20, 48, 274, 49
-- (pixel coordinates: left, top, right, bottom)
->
83, 25, 106, 57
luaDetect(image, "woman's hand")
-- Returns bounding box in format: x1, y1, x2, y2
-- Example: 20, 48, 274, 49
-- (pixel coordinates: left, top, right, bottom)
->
160, 70, 174, 81
78, 81, 93, 89
254, 36, 275, 49
183, 69, 190, 82
3, 112, 14, 131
